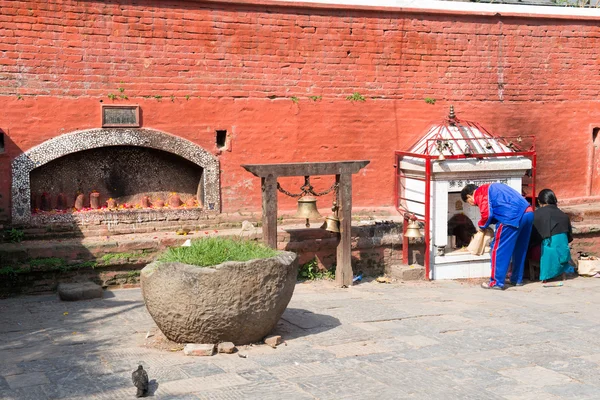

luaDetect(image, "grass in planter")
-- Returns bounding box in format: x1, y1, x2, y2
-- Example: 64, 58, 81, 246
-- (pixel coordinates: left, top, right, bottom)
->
159, 237, 278, 267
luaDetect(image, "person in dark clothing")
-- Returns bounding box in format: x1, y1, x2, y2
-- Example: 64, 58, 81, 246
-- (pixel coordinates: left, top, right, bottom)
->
461, 183, 534, 290
529, 189, 574, 282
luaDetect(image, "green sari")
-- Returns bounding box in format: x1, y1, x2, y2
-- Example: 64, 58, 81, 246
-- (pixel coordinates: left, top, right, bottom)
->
539, 232, 572, 281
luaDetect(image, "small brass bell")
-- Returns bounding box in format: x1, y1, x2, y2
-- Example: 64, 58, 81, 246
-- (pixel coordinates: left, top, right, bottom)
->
404, 220, 423, 239
295, 196, 322, 227
438, 153, 446, 161
463, 144, 473, 157
321, 215, 340, 233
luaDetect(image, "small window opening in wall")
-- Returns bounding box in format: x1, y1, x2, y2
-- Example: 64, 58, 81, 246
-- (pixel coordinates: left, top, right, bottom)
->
216, 130, 227, 149
0, 130, 5, 153
594, 127, 600, 144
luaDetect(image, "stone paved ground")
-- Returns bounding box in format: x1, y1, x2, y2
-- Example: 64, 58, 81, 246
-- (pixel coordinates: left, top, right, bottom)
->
1, 277, 600, 399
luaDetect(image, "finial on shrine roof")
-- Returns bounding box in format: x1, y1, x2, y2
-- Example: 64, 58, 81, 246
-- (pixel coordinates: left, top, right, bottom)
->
449, 105, 456, 120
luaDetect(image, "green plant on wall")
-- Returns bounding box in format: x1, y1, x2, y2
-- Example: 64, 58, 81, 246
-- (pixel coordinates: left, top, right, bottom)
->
170, 95, 176, 102
28, 257, 97, 272
108, 93, 117, 100
308, 96, 322, 101
154, 95, 163, 101
346, 92, 366, 102
424, 97, 436, 105
6, 228, 24, 243
297, 258, 335, 280
290, 96, 299, 104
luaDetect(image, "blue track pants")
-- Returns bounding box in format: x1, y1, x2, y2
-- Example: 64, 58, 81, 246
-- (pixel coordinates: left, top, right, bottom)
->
489, 211, 534, 288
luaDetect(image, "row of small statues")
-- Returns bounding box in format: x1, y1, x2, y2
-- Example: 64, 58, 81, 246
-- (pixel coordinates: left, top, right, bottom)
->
31, 192, 199, 212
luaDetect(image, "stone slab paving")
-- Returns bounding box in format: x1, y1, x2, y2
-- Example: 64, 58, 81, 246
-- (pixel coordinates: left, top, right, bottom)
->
2, 278, 600, 399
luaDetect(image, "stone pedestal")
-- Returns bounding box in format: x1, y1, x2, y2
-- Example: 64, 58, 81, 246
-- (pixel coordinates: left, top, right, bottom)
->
385, 264, 425, 281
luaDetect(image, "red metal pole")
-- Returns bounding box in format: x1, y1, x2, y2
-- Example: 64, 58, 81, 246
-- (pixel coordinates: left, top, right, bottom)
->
394, 153, 399, 213
424, 156, 432, 280
532, 153, 537, 210
403, 215, 409, 265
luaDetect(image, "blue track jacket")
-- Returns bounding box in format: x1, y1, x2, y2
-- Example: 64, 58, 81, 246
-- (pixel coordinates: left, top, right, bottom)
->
473, 183, 529, 229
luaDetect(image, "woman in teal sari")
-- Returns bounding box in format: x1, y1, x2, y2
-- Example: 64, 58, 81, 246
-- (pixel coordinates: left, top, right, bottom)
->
530, 189, 574, 282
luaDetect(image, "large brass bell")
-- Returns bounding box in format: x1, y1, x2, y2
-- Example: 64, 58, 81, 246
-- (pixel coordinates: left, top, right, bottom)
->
295, 196, 322, 227
321, 215, 340, 233
404, 220, 423, 239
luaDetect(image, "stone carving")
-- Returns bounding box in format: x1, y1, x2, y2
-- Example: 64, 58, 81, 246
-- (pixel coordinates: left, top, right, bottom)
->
141, 251, 298, 345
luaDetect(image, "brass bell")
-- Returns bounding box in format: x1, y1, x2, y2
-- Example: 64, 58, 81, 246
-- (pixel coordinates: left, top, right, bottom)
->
463, 144, 473, 157
438, 153, 446, 161
404, 220, 423, 239
321, 215, 340, 233
295, 196, 322, 227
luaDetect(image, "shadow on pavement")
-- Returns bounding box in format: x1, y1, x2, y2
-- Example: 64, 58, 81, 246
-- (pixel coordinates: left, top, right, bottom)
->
274, 308, 341, 340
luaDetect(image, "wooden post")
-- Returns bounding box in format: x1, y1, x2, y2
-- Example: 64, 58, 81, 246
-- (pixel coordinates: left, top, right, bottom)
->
242, 161, 369, 288
261, 174, 278, 249
336, 172, 353, 287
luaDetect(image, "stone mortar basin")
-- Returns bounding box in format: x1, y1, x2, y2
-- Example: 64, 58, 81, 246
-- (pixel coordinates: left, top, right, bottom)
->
141, 251, 298, 345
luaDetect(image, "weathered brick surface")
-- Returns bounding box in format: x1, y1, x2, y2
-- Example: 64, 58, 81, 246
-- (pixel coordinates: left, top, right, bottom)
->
0, 1, 599, 219
0, 2, 598, 102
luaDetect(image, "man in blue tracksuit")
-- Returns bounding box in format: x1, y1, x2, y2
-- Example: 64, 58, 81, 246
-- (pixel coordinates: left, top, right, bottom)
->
461, 183, 534, 290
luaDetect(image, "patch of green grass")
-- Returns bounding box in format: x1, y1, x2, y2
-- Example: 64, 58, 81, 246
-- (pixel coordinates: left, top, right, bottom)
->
0, 266, 30, 276
127, 270, 141, 278
101, 252, 137, 263
290, 96, 299, 103
29, 257, 65, 268
308, 95, 322, 101
77, 261, 98, 269
424, 97, 436, 105
159, 237, 278, 267
28, 258, 96, 272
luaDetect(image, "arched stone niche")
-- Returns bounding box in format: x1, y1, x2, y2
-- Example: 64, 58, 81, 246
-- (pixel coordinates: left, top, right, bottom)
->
11, 128, 220, 224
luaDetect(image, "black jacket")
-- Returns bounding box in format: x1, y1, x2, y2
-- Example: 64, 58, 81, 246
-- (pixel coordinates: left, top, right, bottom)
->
530, 204, 573, 248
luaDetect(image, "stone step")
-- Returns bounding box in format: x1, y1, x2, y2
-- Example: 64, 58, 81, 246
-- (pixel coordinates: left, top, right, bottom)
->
385, 264, 425, 281
13, 208, 398, 239
0, 219, 404, 297
564, 202, 600, 223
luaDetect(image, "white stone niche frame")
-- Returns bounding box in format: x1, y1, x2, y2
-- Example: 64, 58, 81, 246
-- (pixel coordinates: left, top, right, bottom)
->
11, 128, 220, 224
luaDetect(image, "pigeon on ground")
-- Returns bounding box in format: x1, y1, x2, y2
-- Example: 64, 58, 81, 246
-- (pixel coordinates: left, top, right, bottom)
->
132, 365, 149, 398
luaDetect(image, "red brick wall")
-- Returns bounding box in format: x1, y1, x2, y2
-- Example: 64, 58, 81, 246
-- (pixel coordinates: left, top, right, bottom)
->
1, 0, 599, 221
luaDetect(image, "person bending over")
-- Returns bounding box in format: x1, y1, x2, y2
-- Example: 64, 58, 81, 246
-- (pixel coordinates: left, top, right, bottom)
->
461, 183, 534, 290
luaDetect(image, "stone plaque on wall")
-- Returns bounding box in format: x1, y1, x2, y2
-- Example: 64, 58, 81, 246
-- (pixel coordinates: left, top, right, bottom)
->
101, 105, 140, 128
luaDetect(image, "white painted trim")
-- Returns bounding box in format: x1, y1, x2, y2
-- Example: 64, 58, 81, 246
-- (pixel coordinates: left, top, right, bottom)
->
275, 0, 600, 18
